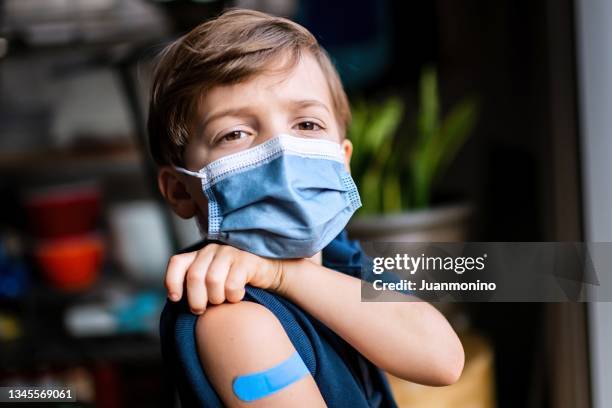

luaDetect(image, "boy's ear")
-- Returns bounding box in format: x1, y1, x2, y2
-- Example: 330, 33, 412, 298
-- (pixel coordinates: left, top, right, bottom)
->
341, 139, 353, 172
158, 166, 198, 219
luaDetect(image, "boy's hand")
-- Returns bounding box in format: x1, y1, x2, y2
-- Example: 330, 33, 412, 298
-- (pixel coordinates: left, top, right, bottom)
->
165, 243, 285, 314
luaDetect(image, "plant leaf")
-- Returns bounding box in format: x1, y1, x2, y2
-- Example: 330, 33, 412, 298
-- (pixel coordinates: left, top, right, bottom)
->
382, 171, 402, 213
365, 96, 404, 152
435, 97, 478, 180
417, 66, 440, 145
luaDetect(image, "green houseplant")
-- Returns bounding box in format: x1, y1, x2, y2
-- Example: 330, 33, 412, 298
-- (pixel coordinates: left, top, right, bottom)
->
348, 66, 479, 241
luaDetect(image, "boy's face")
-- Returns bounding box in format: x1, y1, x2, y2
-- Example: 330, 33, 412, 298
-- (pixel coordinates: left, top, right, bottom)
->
159, 52, 353, 253
184, 52, 350, 168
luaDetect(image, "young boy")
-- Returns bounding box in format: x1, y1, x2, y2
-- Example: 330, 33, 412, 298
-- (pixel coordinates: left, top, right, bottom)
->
150, 8, 463, 407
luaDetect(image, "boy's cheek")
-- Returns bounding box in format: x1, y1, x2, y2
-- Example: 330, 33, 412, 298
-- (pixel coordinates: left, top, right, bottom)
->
193, 196, 209, 220
184, 178, 209, 219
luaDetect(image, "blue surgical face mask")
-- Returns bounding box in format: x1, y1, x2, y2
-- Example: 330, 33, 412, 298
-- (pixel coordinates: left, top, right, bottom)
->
174, 134, 362, 259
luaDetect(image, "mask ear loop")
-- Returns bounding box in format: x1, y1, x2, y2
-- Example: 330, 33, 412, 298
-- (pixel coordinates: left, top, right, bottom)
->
173, 166, 205, 178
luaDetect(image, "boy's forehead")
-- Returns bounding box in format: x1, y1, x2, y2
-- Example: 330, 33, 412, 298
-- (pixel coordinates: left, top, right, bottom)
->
198, 53, 333, 113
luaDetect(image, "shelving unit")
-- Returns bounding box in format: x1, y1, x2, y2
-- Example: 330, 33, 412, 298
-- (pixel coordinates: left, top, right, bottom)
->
0, 4, 178, 406
0, 144, 142, 177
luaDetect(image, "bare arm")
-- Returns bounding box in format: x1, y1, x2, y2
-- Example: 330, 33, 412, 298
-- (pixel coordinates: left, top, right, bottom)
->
195, 301, 327, 407
167, 244, 464, 387
278, 259, 464, 385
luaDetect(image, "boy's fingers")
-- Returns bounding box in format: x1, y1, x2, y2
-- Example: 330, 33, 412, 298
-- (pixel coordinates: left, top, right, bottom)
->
206, 248, 234, 305
166, 252, 197, 301
186, 247, 216, 314
225, 263, 248, 303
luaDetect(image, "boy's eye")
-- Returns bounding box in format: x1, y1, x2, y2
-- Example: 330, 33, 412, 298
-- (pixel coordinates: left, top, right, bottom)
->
296, 121, 322, 131
219, 130, 250, 143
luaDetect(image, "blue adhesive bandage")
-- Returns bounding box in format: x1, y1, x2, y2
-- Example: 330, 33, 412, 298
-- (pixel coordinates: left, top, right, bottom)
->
232, 351, 309, 402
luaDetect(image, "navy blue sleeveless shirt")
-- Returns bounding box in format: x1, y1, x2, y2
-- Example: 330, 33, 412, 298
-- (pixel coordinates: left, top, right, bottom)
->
159, 230, 398, 407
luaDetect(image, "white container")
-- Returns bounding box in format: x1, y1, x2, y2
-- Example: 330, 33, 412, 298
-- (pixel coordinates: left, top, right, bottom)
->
108, 200, 172, 284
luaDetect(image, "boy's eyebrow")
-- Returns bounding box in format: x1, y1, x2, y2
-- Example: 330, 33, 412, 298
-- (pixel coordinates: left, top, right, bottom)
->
288, 99, 331, 114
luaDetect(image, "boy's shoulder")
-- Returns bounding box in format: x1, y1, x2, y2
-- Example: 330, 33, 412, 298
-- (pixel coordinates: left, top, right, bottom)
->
194, 301, 320, 405
195, 301, 291, 357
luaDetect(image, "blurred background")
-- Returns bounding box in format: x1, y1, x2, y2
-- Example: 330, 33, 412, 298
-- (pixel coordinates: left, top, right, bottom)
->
0, 0, 609, 407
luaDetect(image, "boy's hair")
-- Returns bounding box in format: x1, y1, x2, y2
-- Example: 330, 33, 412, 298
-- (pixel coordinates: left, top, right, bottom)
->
147, 8, 351, 166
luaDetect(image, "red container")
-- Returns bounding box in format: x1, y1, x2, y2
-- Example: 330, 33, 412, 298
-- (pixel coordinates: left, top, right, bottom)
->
34, 235, 104, 291
24, 183, 101, 239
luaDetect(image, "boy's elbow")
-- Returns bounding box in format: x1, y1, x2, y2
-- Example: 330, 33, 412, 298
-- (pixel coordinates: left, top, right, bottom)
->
390, 334, 464, 386
438, 354, 465, 386
420, 306, 465, 386
431, 337, 465, 386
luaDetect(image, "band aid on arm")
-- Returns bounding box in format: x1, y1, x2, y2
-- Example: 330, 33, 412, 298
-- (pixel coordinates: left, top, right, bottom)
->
232, 351, 310, 402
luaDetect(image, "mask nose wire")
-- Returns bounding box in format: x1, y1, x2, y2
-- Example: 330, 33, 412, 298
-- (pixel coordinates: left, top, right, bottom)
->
172, 132, 287, 176
250, 130, 300, 148
173, 133, 341, 181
